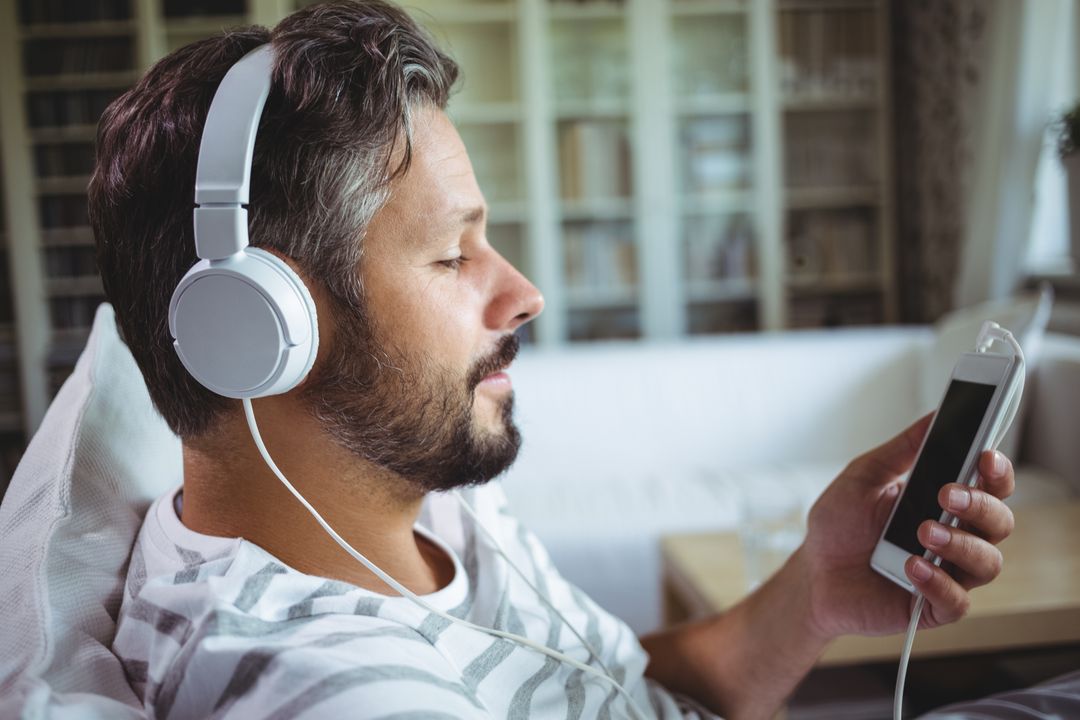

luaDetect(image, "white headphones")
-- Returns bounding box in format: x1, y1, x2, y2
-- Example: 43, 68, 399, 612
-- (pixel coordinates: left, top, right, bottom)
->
168, 45, 319, 399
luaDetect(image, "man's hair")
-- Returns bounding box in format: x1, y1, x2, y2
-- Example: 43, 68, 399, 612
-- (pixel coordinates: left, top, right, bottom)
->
88, 0, 458, 439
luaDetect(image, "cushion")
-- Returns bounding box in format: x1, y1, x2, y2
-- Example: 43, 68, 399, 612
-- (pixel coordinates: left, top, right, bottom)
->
1021, 332, 1080, 494
924, 669, 1080, 718
0, 303, 181, 718
919, 286, 1053, 460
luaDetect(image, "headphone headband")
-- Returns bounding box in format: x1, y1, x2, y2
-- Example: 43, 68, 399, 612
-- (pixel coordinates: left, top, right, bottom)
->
195, 44, 274, 206
193, 44, 274, 260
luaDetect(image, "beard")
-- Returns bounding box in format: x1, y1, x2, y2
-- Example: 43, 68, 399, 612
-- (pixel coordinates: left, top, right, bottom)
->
300, 298, 522, 495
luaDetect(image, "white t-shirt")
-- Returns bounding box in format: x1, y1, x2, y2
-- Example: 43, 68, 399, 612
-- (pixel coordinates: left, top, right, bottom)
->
111, 482, 718, 719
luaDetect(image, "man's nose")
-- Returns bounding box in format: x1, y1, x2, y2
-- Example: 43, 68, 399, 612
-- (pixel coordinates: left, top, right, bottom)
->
488, 254, 544, 332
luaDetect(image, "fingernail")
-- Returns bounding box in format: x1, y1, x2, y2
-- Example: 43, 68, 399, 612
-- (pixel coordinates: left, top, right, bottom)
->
928, 523, 950, 547
948, 487, 970, 511
993, 452, 1007, 475
911, 558, 933, 582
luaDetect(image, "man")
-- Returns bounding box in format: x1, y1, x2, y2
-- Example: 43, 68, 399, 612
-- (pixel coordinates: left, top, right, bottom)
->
89, 2, 1017, 717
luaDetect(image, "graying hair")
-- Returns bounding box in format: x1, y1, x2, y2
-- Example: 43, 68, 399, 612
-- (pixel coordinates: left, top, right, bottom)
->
89, 0, 459, 438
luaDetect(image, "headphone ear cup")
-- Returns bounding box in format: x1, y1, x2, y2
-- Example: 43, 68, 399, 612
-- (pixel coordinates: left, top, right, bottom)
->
169, 248, 318, 399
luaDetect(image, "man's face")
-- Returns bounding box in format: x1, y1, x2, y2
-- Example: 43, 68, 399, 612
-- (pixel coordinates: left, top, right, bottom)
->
301, 106, 544, 495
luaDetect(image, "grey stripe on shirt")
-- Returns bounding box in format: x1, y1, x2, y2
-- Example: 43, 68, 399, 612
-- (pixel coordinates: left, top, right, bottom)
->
509, 521, 567, 719
153, 609, 323, 720
285, 578, 357, 619
462, 638, 516, 693
211, 626, 427, 717
234, 562, 288, 612
121, 596, 192, 644
262, 664, 485, 720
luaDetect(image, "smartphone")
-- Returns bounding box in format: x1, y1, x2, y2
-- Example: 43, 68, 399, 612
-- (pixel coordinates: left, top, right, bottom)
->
870, 351, 1021, 593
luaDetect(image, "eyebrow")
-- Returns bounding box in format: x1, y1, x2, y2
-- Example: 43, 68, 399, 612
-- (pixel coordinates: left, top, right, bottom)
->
424, 205, 487, 247
458, 205, 486, 226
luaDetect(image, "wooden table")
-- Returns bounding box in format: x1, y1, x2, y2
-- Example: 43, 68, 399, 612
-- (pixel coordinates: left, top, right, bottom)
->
662, 502, 1080, 666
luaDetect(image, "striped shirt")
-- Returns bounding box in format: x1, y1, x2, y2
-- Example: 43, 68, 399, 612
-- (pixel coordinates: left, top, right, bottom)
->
112, 483, 719, 719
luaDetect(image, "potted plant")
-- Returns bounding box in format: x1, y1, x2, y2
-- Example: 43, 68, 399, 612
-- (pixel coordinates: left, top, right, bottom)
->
1058, 104, 1080, 265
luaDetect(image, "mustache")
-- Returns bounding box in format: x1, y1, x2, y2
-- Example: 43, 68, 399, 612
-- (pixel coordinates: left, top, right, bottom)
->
467, 333, 520, 390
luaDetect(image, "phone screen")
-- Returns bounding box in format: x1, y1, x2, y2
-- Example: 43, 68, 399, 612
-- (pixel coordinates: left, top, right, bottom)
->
884, 379, 997, 557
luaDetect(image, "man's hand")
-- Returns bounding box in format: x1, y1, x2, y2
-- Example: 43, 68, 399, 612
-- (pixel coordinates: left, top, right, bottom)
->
801, 414, 1017, 640
642, 416, 1016, 720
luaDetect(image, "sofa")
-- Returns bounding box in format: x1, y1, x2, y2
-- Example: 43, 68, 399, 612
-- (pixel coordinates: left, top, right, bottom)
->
500, 322, 1080, 634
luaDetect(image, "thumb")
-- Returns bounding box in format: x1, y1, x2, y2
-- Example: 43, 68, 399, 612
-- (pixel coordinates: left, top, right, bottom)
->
874, 480, 904, 528
856, 412, 933, 479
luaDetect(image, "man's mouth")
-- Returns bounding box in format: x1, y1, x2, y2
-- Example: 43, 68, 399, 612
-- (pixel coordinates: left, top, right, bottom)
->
469, 334, 520, 390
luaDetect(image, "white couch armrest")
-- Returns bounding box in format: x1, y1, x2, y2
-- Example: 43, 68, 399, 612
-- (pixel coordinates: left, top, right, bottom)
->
1021, 333, 1080, 494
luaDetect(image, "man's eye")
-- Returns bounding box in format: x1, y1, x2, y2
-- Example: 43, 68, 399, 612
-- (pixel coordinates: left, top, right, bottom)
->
437, 257, 467, 270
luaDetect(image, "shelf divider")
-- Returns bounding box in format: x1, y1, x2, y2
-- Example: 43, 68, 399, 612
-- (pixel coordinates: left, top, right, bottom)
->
0, 0, 50, 434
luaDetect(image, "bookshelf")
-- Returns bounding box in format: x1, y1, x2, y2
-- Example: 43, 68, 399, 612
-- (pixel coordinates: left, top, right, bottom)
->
16, 0, 128, 403
778, 0, 895, 328
407, 0, 895, 343
0, 0, 897, 444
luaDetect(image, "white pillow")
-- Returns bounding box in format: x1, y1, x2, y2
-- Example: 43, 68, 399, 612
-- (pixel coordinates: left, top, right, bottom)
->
919, 286, 1053, 461
0, 303, 181, 718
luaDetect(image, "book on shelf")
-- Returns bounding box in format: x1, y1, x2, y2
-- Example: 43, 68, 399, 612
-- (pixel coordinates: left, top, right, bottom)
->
568, 307, 640, 342
488, 225, 525, 276
550, 18, 628, 104
163, 0, 246, 18
0, 363, 21, 416
18, 0, 131, 24
672, 13, 747, 97
27, 89, 123, 128
39, 197, 91, 228
562, 221, 636, 293
0, 253, 13, 327
681, 117, 750, 194
784, 111, 877, 188
778, 6, 878, 101
787, 209, 876, 280
789, 295, 882, 329
559, 120, 631, 201
0, 442, 26, 500
687, 302, 757, 335
458, 126, 520, 204
49, 296, 106, 331
47, 367, 74, 399
34, 143, 96, 178
684, 214, 754, 284
45, 246, 98, 278
23, 37, 134, 77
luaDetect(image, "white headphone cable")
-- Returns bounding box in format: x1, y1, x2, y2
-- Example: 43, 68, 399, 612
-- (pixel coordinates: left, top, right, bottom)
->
892, 322, 1024, 720
453, 492, 614, 678
241, 398, 649, 720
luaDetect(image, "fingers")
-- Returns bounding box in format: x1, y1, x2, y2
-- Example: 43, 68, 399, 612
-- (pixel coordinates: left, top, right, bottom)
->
977, 450, 1015, 501
937, 483, 1015, 544
918, 520, 1004, 587
905, 555, 970, 625
854, 413, 934, 478
895, 450, 1014, 629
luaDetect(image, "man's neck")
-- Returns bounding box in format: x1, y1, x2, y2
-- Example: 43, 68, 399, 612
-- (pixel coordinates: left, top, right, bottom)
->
178, 397, 455, 596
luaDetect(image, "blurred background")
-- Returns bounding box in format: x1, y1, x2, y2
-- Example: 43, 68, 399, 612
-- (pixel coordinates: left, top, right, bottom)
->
0, 0, 1078, 486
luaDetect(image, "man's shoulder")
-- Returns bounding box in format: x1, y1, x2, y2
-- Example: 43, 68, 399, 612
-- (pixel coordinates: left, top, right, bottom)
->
122, 594, 477, 719
115, 525, 474, 718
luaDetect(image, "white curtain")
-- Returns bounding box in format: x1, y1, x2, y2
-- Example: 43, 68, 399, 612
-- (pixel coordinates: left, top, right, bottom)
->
956, 0, 1078, 307
1026, 0, 1080, 272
